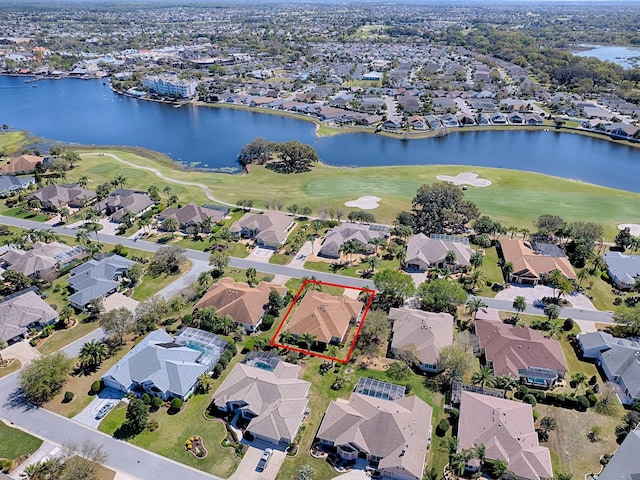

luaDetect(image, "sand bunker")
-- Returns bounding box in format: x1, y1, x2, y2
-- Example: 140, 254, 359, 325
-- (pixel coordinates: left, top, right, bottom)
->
344, 196, 381, 210
618, 224, 640, 236
436, 172, 492, 187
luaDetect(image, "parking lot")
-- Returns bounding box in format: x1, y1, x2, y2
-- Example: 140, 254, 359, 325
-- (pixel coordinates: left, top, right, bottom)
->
73, 387, 125, 429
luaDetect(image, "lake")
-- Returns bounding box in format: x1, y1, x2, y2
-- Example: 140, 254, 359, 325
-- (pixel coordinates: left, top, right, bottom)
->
573, 44, 640, 69
1, 75, 639, 192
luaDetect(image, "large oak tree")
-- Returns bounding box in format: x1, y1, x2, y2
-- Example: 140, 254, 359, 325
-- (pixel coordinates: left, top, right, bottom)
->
411, 182, 479, 235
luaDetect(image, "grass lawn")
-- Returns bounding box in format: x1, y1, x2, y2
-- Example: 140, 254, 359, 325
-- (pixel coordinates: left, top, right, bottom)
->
132, 259, 192, 301
45, 345, 131, 418
269, 253, 292, 265
580, 270, 623, 311
536, 404, 620, 477
99, 357, 243, 478
0, 421, 43, 460
0, 359, 21, 379
476, 246, 505, 298
220, 266, 274, 284
303, 256, 399, 279
0, 131, 30, 154
37, 318, 101, 355
2, 206, 51, 222
284, 278, 344, 296
65, 150, 640, 240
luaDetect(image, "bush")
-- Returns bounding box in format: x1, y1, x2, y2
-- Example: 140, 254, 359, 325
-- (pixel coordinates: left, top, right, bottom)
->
587, 394, 598, 407
436, 418, 450, 436
91, 380, 102, 394
182, 314, 193, 326
516, 385, 529, 399
64, 391, 74, 402
563, 318, 574, 331
601, 271, 610, 281
213, 363, 224, 378
227, 343, 238, 356
532, 409, 539, 421
170, 398, 183, 411
218, 355, 229, 368
523, 394, 537, 406
141, 393, 151, 405
113, 244, 129, 257
152, 397, 164, 409
260, 314, 275, 331
576, 395, 590, 411
588, 375, 598, 385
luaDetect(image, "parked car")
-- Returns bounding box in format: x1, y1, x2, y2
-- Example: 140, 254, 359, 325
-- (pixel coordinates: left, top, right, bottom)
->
257, 448, 273, 471
96, 403, 113, 419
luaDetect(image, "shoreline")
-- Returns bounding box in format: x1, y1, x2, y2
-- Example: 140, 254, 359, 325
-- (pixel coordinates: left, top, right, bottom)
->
104, 81, 640, 148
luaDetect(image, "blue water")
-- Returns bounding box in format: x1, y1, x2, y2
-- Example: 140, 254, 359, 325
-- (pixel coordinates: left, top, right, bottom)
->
574, 44, 640, 69
1, 75, 639, 192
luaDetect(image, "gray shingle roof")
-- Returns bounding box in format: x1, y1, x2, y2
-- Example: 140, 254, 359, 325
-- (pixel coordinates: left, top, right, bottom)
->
0, 290, 57, 341
405, 233, 473, 270
319, 223, 388, 258
600, 345, 640, 400
605, 251, 640, 288
599, 426, 640, 480
67, 254, 135, 308
101, 329, 208, 399
390, 307, 453, 366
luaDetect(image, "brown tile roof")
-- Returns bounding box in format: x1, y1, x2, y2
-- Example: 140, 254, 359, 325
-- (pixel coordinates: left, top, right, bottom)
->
1, 154, 43, 174
458, 391, 553, 480
475, 319, 568, 377
317, 393, 433, 480
195, 277, 287, 327
285, 291, 363, 344
499, 239, 575, 280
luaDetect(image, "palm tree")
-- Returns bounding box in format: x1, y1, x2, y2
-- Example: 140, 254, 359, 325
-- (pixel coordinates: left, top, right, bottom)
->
300, 332, 317, 351
326, 345, 340, 367
78, 339, 109, 370
138, 216, 151, 233
86, 221, 102, 244
502, 261, 514, 281
78, 175, 89, 188
512, 295, 527, 320
199, 216, 214, 235
279, 330, 294, 345
471, 366, 496, 388
112, 174, 127, 188
75, 229, 90, 246
59, 305, 73, 325
445, 250, 457, 268
466, 297, 488, 321
543, 303, 560, 322
367, 254, 381, 274
571, 372, 587, 393
470, 251, 484, 270
170, 297, 185, 318
495, 374, 518, 392
163, 185, 172, 198
576, 268, 589, 289
162, 217, 179, 238
467, 269, 484, 292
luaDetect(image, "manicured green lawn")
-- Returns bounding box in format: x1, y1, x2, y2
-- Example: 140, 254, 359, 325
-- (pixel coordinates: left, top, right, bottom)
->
45, 345, 131, 418
269, 253, 292, 265
99, 358, 242, 478
2, 206, 51, 222
132, 259, 192, 301
303, 257, 399, 279
37, 318, 101, 355
64, 149, 640, 239
0, 359, 21, 379
284, 278, 344, 296
0, 421, 43, 461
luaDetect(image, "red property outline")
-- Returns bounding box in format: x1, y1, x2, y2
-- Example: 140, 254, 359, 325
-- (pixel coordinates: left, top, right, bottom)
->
270, 279, 375, 364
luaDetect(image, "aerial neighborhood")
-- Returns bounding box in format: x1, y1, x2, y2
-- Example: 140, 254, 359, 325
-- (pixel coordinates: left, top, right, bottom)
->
1, 2, 640, 480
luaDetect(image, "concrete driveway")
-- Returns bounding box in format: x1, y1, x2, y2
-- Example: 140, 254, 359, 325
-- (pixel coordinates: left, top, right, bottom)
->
229, 444, 286, 480
0, 341, 41, 366
247, 247, 274, 264
73, 387, 125, 429
103, 292, 139, 313
495, 284, 596, 311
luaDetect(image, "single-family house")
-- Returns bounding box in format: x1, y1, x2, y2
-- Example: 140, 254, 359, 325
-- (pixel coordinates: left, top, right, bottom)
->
604, 251, 640, 290
389, 307, 453, 372
316, 391, 433, 480
405, 234, 473, 272
526, 114, 544, 125
458, 391, 553, 480
508, 112, 525, 124
1, 242, 87, 279
157, 203, 228, 231
229, 210, 294, 248
194, 277, 287, 332
383, 116, 403, 130
0, 288, 57, 344
362, 71, 383, 81
476, 319, 568, 388
212, 359, 310, 445
95, 189, 155, 222
67, 254, 136, 310
0, 175, 34, 197
286, 291, 363, 345
499, 239, 576, 284
408, 115, 426, 130
1, 154, 44, 175
102, 328, 226, 400
318, 223, 389, 259
28, 184, 96, 211
598, 424, 640, 480
577, 331, 640, 405
490, 112, 507, 124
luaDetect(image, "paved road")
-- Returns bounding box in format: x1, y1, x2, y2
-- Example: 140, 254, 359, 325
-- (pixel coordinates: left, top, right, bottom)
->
0, 215, 374, 290
0, 373, 222, 480
480, 297, 614, 324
